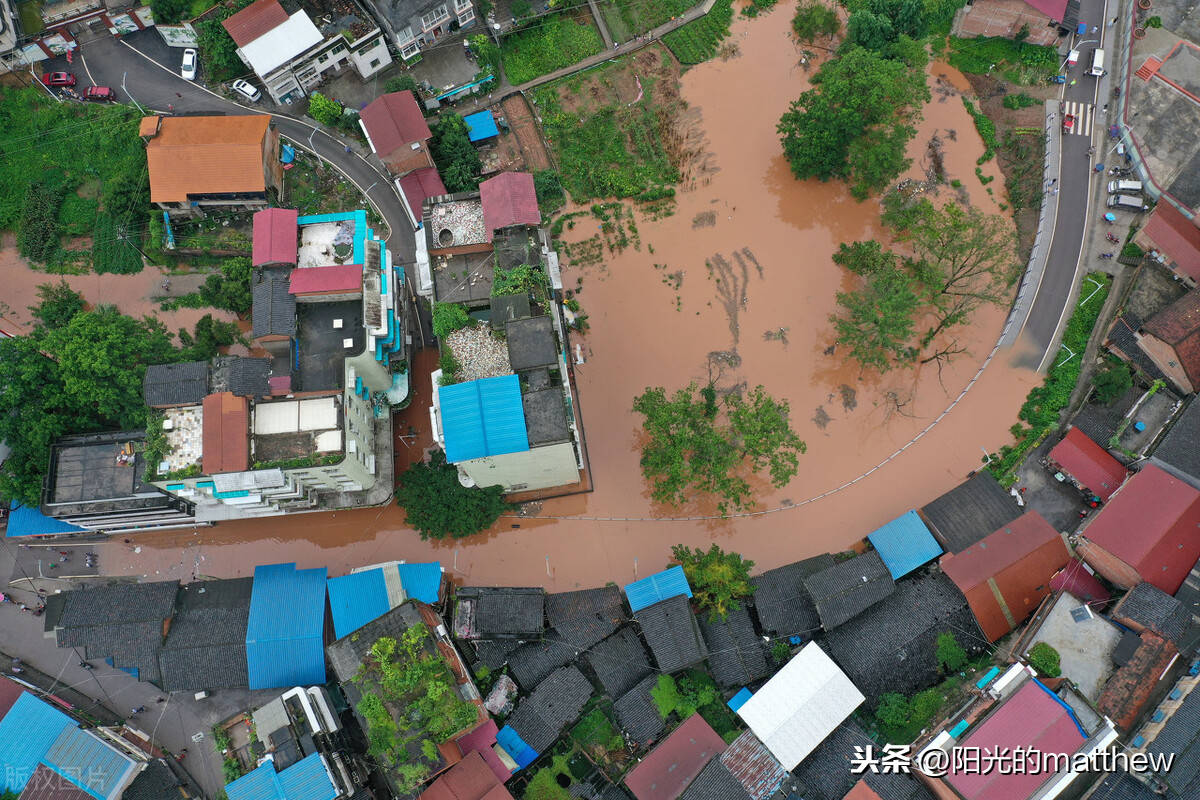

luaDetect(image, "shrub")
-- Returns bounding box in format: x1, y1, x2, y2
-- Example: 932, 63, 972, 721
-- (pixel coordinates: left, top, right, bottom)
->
534, 170, 565, 215
1028, 642, 1061, 677
962, 98, 998, 162
1001, 92, 1038, 109
308, 92, 343, 126
438, 350, 461, 383
1146, 15, 1162, 28
151, 0, 192, 23
432, 303, 471, 339
936, 632, 967, 673
384, 75, 418, 94
430, 116, 482, 193
1092, 362, 1132, 405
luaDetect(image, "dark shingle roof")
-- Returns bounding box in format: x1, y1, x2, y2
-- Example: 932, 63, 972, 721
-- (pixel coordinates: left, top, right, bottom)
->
586, 626, 653, 698
678, 758, 750, 800
474, 639, 521, 669
613, 673, 666, 745
252, 267, 296, 338
1109, 313, 1167, 381
919, 472, 1022, 553
142, 361, 208, 407
546, 586, 627, 650
1114, 582, 1191, 646
507, 632, 577, 691
860, 772, 934, 800
57, 581, 179, 628
634, 595, 707, 673
1148, 683, 1200, 795
456, 587, 545, 639
123, 759, 184, 800
158, 578, 252, 691
228, 357, 271, 398
790, 720, 870, 800
821, 572, 981, 704
698, 606, 769, 689
749, 555, 834, 639
1152, 396, 1200, 486
1086, 773, 1165, 800
505, 665, 593, 752
803, 551, 896, 630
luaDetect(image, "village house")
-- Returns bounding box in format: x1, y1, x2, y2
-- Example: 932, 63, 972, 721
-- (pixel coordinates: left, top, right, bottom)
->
1135, 203, 1200, 286
359, 90, 447, 228
369, 0, 476, 63
1150, 396, 1200, 490
222, 0, 392, 105
919, 471, 1023, 554
1046, 427, 1130, 502
1132, 290, 1200, 394
951, 0, 1073, 46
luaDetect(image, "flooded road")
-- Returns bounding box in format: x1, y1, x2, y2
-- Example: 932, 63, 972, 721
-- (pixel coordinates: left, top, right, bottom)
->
95, 3, 1039, 590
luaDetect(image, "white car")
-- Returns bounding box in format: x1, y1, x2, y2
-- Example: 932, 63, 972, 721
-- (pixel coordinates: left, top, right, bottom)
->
181, 48, 197, 81
231, 79, 261, 102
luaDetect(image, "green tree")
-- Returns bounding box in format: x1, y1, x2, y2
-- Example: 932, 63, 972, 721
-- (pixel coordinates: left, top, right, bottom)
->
194, 1, 252, 83
936, 632, 967, 673
395, 452, 513, 539
179, 314, 241, 360
847, 9, 895, 50
430, 116, 482, 193
792, 2, 841, 41
830, 247, 921, 373
633, 383, 807, 513
198, 257, 253, 314
1027, 642, 1061, 677
18, 179, 63, 263
534, 169, 565, 214
1092, 362, 1132, 404
150, 0, 192, 24
651, 673, 720, 720
432, 303, 471, 339
384, 75, 418, 95
670, 543, 755, 620
30, 281, 85, 330
307, 92, 343, 126
469, 34, 502, 80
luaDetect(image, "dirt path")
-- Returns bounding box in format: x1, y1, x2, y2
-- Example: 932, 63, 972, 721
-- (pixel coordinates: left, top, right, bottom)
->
502, 94, 553, 173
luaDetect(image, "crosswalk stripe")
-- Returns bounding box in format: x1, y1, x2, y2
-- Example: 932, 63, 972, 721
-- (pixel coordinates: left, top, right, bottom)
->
1061, 101, 1094, 136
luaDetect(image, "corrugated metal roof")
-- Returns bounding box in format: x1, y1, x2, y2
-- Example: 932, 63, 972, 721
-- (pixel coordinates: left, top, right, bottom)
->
43, 725, 137, 800
623, 714, 726, 800
0, 692, 75, 793
1047, 427, 1128, 501
439, 375, 530, 463
327, 569, 390, 640
226, 753, 338, 800
5, 502, 85, 537
245, 563, 328, 690
397, 562, 443, 604
464, 111, 499, 142
623, 565, 692, 613
867, 510, 943, 579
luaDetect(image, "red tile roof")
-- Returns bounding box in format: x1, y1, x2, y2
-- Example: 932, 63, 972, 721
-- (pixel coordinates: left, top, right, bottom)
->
288, 265, 362, 295
222, 0, 289, 47
361, 91, 432, 157
400, 167, 449, 221
1046, 427, 1128, 501
268, 375, 292, 395
1096, 632, 1178, 730
0, 678, 25, 720
624, 714, 726, 800
19, 764, 93, 800
145, 115, 271, 204
1082, 465, 1200, 594
202, 392, 249, 475
1143, 291, 1200, 389
480, 172, 541, 240
1143, 203, 1200, 282
1022, 0, 1068, 21
941, 511, 1070, 641
1049, 560, 1110, 604
947, 680, 1086, 800
455, 720, 511, 784
252, 208, 298, 267
842, 782, 884, 800
418, 752, 513, 800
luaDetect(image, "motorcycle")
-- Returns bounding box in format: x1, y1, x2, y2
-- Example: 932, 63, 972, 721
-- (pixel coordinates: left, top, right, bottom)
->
1106, 234, 1121, 243
1099, 252, 1115, 260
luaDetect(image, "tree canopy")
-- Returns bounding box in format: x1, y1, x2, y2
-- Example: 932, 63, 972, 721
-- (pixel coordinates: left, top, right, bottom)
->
632, 383, 806, 513
30, 281, 85, 330
430, 116, 482, 193
395, 452, 512, 539
792, 3, 841, 41
670, 543, 755, 620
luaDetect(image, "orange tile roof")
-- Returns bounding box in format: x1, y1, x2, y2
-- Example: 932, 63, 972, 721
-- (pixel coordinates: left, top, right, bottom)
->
145, 115, 271, 204
222, 0, 289, 47
202, 392, 250, 475
138, 116, 160, 137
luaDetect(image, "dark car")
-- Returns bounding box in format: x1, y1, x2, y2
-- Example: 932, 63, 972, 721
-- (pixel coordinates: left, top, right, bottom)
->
83, 86, 117, 102
41, 72, 76, 87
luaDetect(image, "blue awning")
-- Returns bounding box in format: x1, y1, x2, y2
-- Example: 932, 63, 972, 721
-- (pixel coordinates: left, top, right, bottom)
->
867, 509, 942, 579
464, 110, 499, 142
5, 502, 85, 537
727, 687, 753, 712
624, 565, 692, 613
497, 725, 538, 770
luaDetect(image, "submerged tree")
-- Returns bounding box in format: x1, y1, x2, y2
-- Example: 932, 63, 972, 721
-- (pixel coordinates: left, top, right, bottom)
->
395, 452, 512, 539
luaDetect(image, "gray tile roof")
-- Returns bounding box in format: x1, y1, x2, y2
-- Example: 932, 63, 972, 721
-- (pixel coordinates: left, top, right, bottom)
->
142, 361, 208, 407
228, 357, 271, 398
57, 581, 179, 628
456, 587, 545, 639
473, 639, 521, 669
506, 664, 593, 752
698, 606, 769, 689
546, 586, 627, 650
1148, 684, 1200, 795
1109, 313, 1167, 382
1087, 773, 1167, 800
613, 673, 666, 746
803, 551, 896, 630
634, 595, 708, 673
821, 572, 981, 704
749, 555, 834, 639
860, 772, 935, 800
586, 626, 653, 698
1114, 582, 1191, 647
158, 578, 253, 691
507, 633, 577, 691
121, 759, 184, 800
678, 758, 750, 800
919, 472, 1022, 553
790, 721, 870, 800
252, 267, 296, 338
1152, 395, 1200, 487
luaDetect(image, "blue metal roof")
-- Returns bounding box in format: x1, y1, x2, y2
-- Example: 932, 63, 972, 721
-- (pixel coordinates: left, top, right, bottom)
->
866, 509, 943, 579
246, 563, 328, 690
5, 501, 85, 537
327, 569, 390, 640
396, 562, 442, 604
43, 725, 137, 800
464, 110, 499, 142
439, 375, 530, 463
0, 692, 74, 793
726, 687, 753, 712
623, 565, 693, 613
226, 753, 338, 800
496, 725, 537, 769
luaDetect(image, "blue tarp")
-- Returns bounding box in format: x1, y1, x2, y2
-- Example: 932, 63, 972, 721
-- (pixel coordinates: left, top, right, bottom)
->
327, 569, 391, 640
624, 565, 693, 613
245, 563, 328, 690
726, 687, 753, 712
464, 110, 499, 142
497, 725, 538, 770
867, 510, 942, 579
226, 753, 338, 800
280, 143, 296, 164
439, 375, 530, 463
397, 562, 442, 604
6, 502, 85, 537
44, 725, 137, 800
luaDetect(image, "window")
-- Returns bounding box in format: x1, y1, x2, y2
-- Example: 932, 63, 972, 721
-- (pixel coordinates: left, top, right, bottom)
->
401, 41, 420, 59
457, 6, 474, 22
369, 58, 381, 68
454, 0, 471, 11
332, 44, 346, 54
421, 4, 448, 29
398, 25, 415, 43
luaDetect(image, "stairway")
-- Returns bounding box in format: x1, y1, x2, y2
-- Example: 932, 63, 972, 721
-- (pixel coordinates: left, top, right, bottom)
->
1135, 57, 1163, 82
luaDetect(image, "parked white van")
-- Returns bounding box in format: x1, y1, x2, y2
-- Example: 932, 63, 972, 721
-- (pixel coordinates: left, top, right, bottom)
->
1108, 180, 1143, 193
1090, 48, 1106, 77
1107, 194, 1148, 210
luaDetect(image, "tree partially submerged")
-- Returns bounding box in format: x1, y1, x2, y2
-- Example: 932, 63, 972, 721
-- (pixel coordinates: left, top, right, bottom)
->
671, 543, 755, 620
633, 383, 806, 513
395, 452, 513, 539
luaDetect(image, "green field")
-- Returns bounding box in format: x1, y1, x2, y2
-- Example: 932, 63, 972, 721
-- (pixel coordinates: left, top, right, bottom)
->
501, 14, 606, 85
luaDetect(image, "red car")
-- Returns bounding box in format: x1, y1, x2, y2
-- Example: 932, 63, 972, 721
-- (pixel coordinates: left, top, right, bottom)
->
1063, 114, 1076, 133
41, 72, 76, 87
84, 86, 116, 102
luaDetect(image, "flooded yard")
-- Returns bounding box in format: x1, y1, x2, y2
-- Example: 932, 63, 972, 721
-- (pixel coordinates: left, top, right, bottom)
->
89, 1, 1039, 590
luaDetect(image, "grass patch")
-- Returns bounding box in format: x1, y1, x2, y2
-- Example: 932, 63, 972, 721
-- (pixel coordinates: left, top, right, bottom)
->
597, 0, 692, 42
988, 273, 1111, 483
948, 36, 1058, 84
17, 2, 44, 35
962, 98, 998, 163
999, 129, 1044, 212
501, 14, 605, 85
663, 0, 733, 65
524, 754, 574, 800
282, 150, 371, 215
1002, 92, 1039, 109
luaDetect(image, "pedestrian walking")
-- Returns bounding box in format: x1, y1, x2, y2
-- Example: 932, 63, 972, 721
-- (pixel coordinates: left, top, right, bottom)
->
1070, 79, 1077, 86
175, 92, 181, 98
155, 696, 166, 703
1052, 187, 1059, 195
1108, 17, 1116, 27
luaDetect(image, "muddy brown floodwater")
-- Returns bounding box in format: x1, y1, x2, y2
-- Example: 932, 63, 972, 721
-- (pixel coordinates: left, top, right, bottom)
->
96, 2, 1040, 590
